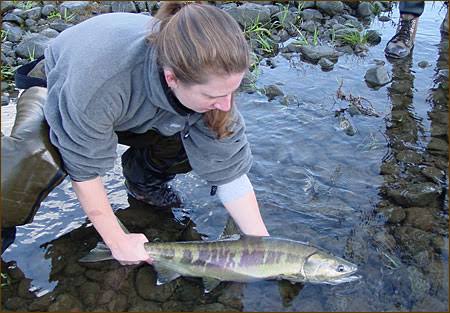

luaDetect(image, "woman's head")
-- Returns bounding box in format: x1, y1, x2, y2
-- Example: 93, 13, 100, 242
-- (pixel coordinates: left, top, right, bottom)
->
148, 2, 250, 138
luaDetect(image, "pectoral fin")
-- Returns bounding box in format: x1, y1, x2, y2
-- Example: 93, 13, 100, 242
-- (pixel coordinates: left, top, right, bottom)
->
154, 264, 180, 285
202, 277, 221, 293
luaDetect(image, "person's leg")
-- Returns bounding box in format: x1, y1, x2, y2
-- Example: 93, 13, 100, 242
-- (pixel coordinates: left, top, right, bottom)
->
118, 130, 192, 208
385, 1, 425, 58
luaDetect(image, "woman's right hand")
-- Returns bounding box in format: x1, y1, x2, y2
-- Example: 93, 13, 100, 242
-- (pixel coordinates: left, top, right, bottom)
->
109, 233, 153, 265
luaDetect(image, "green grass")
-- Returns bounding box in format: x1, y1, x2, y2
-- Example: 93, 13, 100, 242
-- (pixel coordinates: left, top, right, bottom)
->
337, 30, 369, 47
12, 1, 36, 10
27, 46, 36, 61
1, 29, 9, 42
47, 8, 75, 23
1, 64, 18, 80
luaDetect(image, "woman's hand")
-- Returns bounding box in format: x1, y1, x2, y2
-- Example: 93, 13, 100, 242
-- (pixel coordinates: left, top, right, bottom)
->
109, 233, 153, 265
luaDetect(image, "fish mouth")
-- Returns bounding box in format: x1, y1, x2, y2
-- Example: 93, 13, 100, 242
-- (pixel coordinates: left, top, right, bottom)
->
324, 273, 362, 285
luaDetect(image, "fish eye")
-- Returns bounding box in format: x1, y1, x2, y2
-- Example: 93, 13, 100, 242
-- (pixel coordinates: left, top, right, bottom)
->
337, 265, 345, 272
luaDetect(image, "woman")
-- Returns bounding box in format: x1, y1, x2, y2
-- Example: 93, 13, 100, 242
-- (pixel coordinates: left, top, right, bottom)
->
3, 2, 269, 263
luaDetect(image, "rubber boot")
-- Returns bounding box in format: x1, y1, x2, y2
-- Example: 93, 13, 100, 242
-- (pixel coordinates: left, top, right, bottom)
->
1, 87, 67, 229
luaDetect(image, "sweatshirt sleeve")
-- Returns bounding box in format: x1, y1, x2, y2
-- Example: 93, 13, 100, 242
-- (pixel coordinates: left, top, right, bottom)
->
44, 81, 119, 182
182, 108, 253, 186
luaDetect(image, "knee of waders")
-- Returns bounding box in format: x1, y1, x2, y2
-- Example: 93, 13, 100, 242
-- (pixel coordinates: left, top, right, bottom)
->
1, 87, 67, 228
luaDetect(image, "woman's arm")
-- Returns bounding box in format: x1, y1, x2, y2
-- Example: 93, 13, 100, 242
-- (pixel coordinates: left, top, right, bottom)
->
222, 189, 269, 236
72, 177, 151, 264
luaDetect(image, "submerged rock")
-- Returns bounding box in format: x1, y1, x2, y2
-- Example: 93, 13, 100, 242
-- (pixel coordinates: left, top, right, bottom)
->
299, 45, 340, 62
364, 66, 391, 87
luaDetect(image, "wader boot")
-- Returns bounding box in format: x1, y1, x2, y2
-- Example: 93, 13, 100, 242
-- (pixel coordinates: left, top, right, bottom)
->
1, 87, 67, 252
384, 14, 419, 59
118, 130, 191, 208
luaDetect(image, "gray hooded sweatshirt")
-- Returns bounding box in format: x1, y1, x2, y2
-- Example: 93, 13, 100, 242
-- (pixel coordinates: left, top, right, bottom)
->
43, 13, 252, 185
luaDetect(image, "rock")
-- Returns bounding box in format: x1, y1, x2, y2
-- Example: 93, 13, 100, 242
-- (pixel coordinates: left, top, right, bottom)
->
407, 266, 430, 302
107, 293, 128, 312
263, 84, 284, 100
193, 303, 228, 311
386, 182, 442, 207
79, 281, 100, 307
49, 19, 73, 32
378, 15, 391, 22
420, 166, 445, 185
300, 20, 319, 33
48, 294, 83, 312
393, 226, 434, 257
2, 22, 23, 42
395, 149, 423, 164
301, 9, 323, 21
2, 12, 24, 25
15, 33, 51, 59
135, 266, 175, 302
60, 1, 91, 16
299, 45, 340, 62
104, 267, 129, 291
366, 29, 381, 45
18, 278, 35, 299
316, 1, 344, 16
224, 3, 271, 27
364, 66, 391, 87
40, 28, 60, 38
2, 93, 10, 106
28, 293, 55, 311
41, 4, 57, 17
418, 60, 430, 68
318, 57, 334, 71
129, 301, 162, 312
404, 207, 435, 232
375, 205, 406, 224
1, 1, 16, 14
24, 7, 42, 20
111, 1, 137, 13
427, 137, 448, 156
97, 290, 116, 305
357, 2, 373, 17
5, 297, 25, 310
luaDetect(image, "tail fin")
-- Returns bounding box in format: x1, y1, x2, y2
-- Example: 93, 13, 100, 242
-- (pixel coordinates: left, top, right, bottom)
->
78, 217, 130, 263
78, 241, 114, 263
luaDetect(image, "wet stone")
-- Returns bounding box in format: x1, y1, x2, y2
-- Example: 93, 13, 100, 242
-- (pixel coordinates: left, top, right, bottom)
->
97, 289, 116, 305
217, 283, 244, 310
318, 57, 334, 71
173, 278, 204, 302
48, 293, 83, 312
395, 149, 423, 164
364, 66, 391, 87
427, 137, 448, 156
135, 266, 175, 302
128, 301, 162, 312
264, 84, 284, 101
194, 303, 230, 311
107, 293, 128, 312
17, 278, 35, 299
404, 207, 435, 232
5, 261, 25, 282
28, 293, 54, 311
79, 281, 100, 307
4, 296, 26, 310
420, 165, 445, 185
386, 182, 442, 207
64, 262, 85, 276
418, 60, 431, 68
413, 296, 448, 312
393, 226, 434, 257
407, 266, 430, 302
104, 267, 130, 291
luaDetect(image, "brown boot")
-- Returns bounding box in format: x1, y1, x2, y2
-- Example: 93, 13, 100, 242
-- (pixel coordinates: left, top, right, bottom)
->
385, 14, 419, 58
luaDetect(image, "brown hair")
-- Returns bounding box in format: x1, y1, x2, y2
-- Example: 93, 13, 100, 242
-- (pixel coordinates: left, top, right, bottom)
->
148, 2, 249, 139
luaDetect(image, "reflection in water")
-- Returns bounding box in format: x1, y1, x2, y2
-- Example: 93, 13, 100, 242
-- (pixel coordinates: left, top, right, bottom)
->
373, 28, 448, 311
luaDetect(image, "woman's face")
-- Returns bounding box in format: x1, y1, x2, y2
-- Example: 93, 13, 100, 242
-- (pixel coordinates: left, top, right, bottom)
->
164, 70, 245, 113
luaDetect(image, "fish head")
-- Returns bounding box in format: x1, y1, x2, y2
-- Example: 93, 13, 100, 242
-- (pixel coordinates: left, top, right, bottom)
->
302, 251, 360, 285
